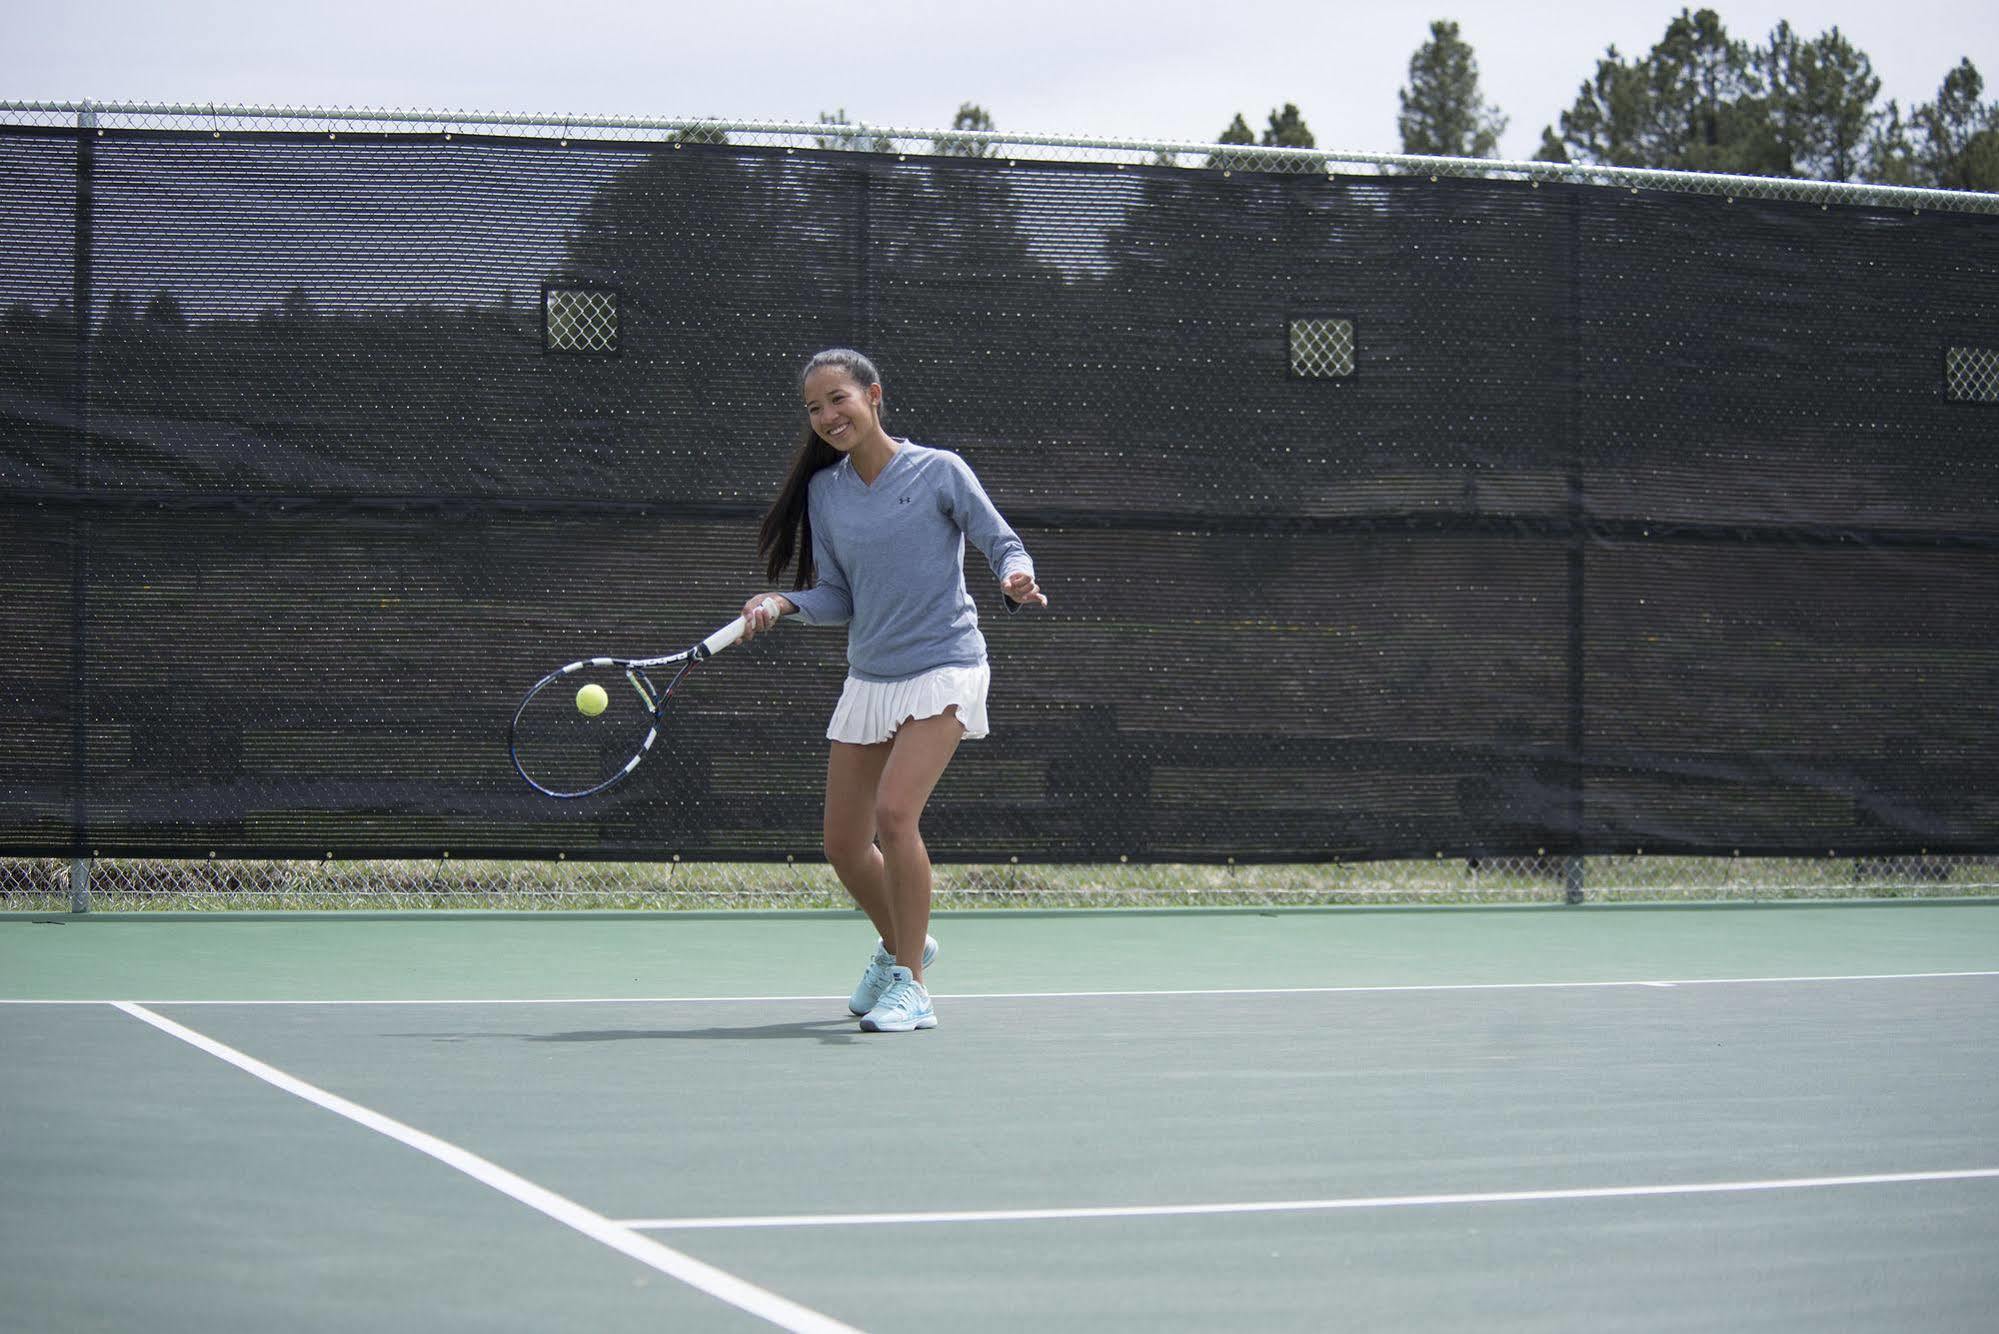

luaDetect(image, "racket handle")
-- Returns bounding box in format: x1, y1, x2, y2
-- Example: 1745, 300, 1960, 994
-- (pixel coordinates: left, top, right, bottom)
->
702, 597, 781, 657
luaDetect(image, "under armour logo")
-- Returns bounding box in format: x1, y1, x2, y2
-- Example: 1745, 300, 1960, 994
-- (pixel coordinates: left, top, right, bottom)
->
897, 495, 914, 504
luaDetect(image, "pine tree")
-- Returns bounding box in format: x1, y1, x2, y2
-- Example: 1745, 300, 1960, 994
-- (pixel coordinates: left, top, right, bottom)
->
143, 291, 188, 330
1556, 10, 1788, 173
814, 108, 894, 155
1205, 112, 1257, 170
101, 291, 139, 336
1397, 20, 1508, 158
1556, 46, 1651, 166
933, 103, 997, 158
1637, 8, 1771, 173
1911, 59, 1999, 190
1863, 100, 1922, 186
1758, 22, 1881, 181
1261, 103, 1316, 149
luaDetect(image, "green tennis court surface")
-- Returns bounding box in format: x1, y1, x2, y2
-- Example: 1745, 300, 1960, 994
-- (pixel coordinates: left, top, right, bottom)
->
5, 903, 1997, 1332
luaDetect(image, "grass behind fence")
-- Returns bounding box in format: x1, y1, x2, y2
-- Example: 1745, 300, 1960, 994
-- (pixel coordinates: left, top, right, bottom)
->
4, 855, 1996, 913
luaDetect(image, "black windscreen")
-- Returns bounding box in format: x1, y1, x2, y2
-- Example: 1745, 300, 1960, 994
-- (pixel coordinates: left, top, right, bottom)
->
3, 128, 1995, 860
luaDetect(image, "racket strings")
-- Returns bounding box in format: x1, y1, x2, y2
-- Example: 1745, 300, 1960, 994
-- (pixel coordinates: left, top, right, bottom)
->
510, 613, 742, 799
511, 660, 674, 799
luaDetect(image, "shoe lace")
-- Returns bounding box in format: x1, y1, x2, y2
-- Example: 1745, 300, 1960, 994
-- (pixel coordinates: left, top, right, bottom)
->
876, 977, 916, 1013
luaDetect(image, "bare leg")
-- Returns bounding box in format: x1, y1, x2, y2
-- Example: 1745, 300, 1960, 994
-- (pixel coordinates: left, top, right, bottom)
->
823, 739, 896, 946
874, 709, 965, 984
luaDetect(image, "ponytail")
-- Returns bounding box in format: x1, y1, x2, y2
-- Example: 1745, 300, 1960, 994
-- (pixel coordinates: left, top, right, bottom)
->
758, 427, 841, 588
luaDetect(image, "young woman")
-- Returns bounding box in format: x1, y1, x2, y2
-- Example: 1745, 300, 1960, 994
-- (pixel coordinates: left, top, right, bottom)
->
739, 348, 1045, 1033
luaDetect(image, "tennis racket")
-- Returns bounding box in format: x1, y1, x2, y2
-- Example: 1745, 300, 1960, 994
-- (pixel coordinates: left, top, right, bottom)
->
509, 598, 778, 799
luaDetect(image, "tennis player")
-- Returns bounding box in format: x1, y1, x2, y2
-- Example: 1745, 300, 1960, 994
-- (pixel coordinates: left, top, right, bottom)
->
739, 348, 1044, 1033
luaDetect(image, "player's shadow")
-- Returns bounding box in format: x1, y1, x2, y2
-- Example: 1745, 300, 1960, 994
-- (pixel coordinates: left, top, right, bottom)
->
525, 1019, 863, 1046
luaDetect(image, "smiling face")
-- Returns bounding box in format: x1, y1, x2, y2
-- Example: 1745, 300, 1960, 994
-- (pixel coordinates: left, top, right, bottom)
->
802, 365, 881, 452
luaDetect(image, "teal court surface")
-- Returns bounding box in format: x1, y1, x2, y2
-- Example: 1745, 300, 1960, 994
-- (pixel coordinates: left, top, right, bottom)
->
4, 902, 1997, 1332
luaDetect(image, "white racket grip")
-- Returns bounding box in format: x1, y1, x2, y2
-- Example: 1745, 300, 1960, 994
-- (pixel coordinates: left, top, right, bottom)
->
702, 597, 781, 657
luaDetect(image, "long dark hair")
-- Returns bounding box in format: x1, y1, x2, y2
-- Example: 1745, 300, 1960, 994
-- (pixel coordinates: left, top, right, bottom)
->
758, 348, 884, 588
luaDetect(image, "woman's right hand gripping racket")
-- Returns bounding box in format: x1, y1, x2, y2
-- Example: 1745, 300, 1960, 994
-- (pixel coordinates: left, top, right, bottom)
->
509, 598, 778, 799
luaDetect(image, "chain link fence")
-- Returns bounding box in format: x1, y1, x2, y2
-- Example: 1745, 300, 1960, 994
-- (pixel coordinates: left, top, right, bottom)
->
1946, 345, 1999, 403
4, 854, 1995, 913
5, 100, 1997, 215
4, 101, 1994, 912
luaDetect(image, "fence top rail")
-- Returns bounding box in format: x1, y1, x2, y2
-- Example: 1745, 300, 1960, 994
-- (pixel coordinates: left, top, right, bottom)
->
5, 98, 1997, 216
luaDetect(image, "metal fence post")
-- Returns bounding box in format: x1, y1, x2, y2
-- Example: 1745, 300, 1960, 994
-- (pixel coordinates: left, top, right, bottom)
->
1563, 188, 1587, 906
71, 103, 96, 909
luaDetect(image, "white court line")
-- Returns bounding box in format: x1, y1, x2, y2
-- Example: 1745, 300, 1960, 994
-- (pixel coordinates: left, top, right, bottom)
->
617, 1167, 1999, 1232
917, 970, 1999, 1002
6, 968, 1997, 1005
110, 1002, 860, 1334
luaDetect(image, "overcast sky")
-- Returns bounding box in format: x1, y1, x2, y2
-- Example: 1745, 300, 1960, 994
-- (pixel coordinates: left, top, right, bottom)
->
8, 0, 1995, 162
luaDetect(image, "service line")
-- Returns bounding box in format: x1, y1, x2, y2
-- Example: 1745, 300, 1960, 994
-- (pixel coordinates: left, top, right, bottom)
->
618, 1167, 1999, 1232
6, 968, 1993, 1005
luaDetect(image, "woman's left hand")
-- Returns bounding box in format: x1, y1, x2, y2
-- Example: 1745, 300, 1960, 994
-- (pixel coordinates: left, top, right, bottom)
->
1002, 571, 1048, 608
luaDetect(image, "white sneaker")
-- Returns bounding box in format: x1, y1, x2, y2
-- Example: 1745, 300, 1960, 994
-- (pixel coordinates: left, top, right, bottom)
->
860, 966, 937, 1032
848, 935, 938, 1016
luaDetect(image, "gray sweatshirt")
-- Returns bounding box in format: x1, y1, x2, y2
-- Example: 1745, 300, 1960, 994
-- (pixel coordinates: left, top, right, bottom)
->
785, 441, 1035, 682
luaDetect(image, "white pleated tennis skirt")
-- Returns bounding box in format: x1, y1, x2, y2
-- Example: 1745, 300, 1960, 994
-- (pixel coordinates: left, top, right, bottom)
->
826, 663, 991, 745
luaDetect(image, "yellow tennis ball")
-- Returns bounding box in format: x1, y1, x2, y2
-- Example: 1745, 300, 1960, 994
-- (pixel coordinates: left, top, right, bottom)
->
576, 682, 609, 717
